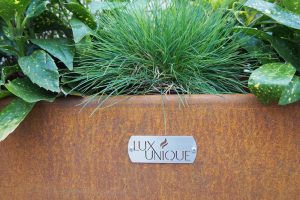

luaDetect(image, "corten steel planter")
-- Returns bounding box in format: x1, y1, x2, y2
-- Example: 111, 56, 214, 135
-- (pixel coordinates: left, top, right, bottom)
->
0, 94, 299, 200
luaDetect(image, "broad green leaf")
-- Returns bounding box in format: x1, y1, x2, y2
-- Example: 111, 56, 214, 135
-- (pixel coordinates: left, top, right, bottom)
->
18, 50, 60, 92
30, 10, 72, 37
279, 76, 300, 105
240, 34, 277, 64
66, 2, 97, 29
248, 63, 296, 103
5, 77, 56, 103
282, 0, 300, 14
245, 0, 300, 30
26, 0, 50, 18
0, 0, 31, 22
0, 20, 18, 56
1, 65, 21, 83
88, 1, 127, 14
0, 98, 35, 142
0, 90, 11, 99
270, 25, 299, 42
70, 18, 92, 43
31, 39, 75, 70
236, 27, 300, 70
270, 37, 300, 70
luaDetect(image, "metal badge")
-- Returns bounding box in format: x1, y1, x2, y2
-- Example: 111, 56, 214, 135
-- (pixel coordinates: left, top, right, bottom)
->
128, 136, 197, 164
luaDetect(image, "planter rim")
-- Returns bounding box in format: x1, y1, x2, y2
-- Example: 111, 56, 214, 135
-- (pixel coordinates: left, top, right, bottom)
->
1, 94, 299, 108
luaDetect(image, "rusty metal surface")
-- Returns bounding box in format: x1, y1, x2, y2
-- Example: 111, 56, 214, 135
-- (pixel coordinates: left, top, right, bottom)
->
0, 94, 299, 200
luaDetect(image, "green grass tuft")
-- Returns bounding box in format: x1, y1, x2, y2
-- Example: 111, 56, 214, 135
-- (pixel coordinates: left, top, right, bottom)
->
63, 0, 264, 102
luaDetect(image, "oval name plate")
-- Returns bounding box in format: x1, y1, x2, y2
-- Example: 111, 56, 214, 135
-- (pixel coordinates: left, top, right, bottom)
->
128, 136, 197, 164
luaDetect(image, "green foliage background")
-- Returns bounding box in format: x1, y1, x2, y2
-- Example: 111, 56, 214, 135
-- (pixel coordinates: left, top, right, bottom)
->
235, 0, 300, 105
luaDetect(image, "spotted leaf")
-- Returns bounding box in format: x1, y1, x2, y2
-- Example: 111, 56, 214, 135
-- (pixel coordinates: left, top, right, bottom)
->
30, 10, 72, 37
70, 17, 92, 43
0, 98, 35, 141
245, 0, 300, 30
5, 77, 57, 103
65, 2, 97, 29
248, 63, 296, 104
31, 39, 75, 70
279, 76, 300, 105
26, 0, 50, 18
18, 50, 60, 92
1, 65, 21, 83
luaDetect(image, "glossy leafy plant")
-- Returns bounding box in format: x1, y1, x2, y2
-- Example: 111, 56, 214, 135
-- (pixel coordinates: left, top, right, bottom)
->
236, 0, 300, 105
0, 0, 98, 141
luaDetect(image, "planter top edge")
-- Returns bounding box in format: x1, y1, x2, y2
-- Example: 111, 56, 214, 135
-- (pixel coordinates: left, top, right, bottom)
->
1, 94, 299, 108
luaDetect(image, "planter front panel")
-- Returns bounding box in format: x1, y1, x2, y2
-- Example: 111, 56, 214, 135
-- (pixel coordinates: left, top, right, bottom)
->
0, 95, 299, 200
